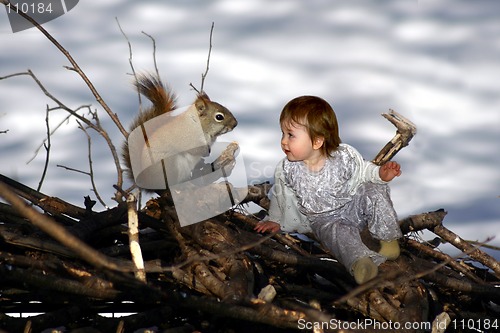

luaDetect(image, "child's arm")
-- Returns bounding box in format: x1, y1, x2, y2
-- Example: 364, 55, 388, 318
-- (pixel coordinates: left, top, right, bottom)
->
255, 160, 285, 234
344, 144, 402, 192
379, 161, 402, 182
254, 159, 311, 234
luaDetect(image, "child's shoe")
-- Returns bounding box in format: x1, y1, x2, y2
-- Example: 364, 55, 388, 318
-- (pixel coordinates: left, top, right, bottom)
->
378, 240, 400, 260
352, 257, 378, 284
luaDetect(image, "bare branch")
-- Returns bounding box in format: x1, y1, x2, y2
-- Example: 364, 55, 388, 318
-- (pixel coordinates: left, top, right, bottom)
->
200, 22, 215, 93
400, 209, 500, 277
164, 228, 277, 273
28, 111, 72, 164
432, 224, 500, 277
1, 70, 125, 202
372, 109, 417, 166
0, 1, 128, 138
76, 120, 109, 208
190, 22, 215, 94
127, 193, 146, 282
141, 31, 160, 78
189, 82, 201, 94
0, 173, 86, 219
56, 164, 90, 176
405, 238, 486, 284
464, 239, 500, 251
36, 106, 51, 192
0, 181, 129, 272
116, 17, 142, 110
335, 236, 496, 305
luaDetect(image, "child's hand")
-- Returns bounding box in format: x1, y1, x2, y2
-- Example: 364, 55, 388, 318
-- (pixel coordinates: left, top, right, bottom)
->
254, 221, 281, 233
379, 161, 402, 182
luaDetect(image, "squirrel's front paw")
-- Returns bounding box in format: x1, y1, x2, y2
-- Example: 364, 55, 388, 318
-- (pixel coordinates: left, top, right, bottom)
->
213, 142, 239, 171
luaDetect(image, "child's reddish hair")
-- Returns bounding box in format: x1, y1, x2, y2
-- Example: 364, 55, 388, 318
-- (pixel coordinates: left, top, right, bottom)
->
280, 95, 341, 156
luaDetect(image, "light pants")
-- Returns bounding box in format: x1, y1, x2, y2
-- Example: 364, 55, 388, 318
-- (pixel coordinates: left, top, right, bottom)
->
309, 183, 402, 273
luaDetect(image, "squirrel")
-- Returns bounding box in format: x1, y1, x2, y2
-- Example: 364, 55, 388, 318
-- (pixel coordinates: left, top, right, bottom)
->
122, 73, 238, 190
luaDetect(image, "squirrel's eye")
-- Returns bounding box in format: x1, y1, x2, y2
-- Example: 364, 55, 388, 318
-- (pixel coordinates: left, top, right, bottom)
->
215, 113, 225, 122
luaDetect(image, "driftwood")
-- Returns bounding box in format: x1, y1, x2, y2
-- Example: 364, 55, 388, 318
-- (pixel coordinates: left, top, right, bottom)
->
1, 111, 499, 333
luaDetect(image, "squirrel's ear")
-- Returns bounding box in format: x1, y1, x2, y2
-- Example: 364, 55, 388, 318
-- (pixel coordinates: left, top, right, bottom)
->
195, 93, 211, 116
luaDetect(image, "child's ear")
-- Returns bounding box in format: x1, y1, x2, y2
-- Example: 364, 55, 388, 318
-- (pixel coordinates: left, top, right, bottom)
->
313, 136, 325, 150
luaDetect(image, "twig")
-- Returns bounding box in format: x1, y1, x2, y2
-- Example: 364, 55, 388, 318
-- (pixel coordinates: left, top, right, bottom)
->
190, 22, 215, 94
28, 111, 72, 164
0, 181, 129, 272
154, 206, 282, 274
76, 120, 108, 208
163, 226, 277, 272
56, 164, 90, 176
372, 109, 417, 166
36, 106, 51, 192
464, 239, 500, 251
399, 209, 447, 233
3, 265, 119, 299
175, 292, 302, 330
141, 31, 160, 78
0, 225, 75, 258
405, 238, 486, 284
0, 173, 86, 219
1, 70, 125, 201
334, 236, 494, 305
127, 193, 146, 282
116, 18, 142, 110
200, 22, 214, 93
1, 71, 75, 164
401, 211, 500, 278
431, 224, 500, 278
0, 1, 128, 138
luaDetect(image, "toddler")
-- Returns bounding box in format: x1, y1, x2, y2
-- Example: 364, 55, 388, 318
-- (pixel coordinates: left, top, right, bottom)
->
255, 96, 403, 284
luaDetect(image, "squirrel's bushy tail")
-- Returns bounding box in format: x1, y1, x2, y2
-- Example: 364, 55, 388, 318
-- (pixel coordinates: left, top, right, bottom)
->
135, 74, 177, 118
122, 73, 177, 184
126, 74, 178, 135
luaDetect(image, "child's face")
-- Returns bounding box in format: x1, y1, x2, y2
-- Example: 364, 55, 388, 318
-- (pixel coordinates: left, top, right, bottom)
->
280, 121, 322, 162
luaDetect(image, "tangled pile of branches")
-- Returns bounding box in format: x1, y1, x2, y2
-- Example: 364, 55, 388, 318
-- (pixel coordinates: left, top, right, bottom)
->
1, 173, 499, 332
